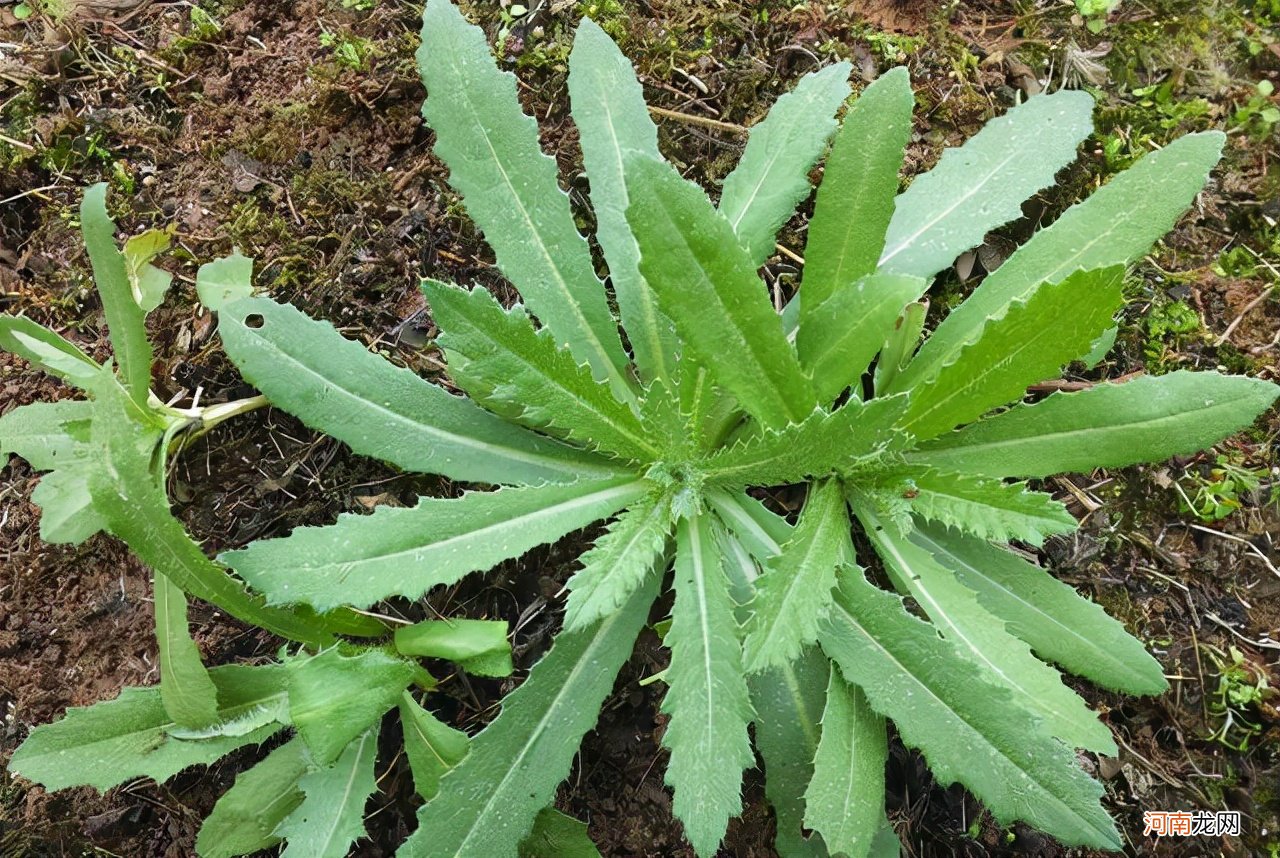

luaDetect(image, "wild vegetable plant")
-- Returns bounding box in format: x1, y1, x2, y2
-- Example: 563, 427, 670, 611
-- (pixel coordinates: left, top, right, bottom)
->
0, 191, 594, 857
196, 1, 1280, 855
50, 2, 1276, 857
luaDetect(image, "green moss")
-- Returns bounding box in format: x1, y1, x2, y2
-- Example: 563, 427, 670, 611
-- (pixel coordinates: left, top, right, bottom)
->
1215, 342, 1260, 375
289, 167, 389, 216
223, 102, 317, 165
0, 85, 40, 169
1142, 299, 1203, 372
226, 199, 293, 249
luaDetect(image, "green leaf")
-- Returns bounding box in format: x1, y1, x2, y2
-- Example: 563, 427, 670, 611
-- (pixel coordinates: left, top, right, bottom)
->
801, 67, 913, 310
911, 524, 1167, 695
749, 650, 830, 858
868, 466, 1077, 546
624, 154, 815, 428
897, 132, 1225, 390
804, 669, 887, 858
878, 91, 1095, 281
399, 692, 468, 801
154, 571, 219, 729
899, 266, 1126, 441
9, 664, 287, 792
287, 647, 414, 765
394, 619, 513, 678
743, 480, 850, 671
0, 316, 103, 390
218, 296, 617, 486
857, 509, 1115, 754
520, 808, 602, 858
197, 251, 254, 310
401, 574, 658, 857
797, 273, 925, 405
638, 377, 693, 458
1076, 0, 1122, 14
706, 489, 793, 564
911, 371, 1280, 478
0, 400, 92, 471
32, 464, 107, 544
417, 0, 633, 399
195, 738, 308, 858
868, 820, 902, 858
1081, 325, 1117, 370
123, 227, 175, 313
166, 696, 288, 742
719, 62, 852, 266
662, 513, 755, 856
423, 281, 656, 462
277, 727, 380, 858
704, 394, 910, 487
874, 300, 928, 394
676, 368, 742, 459
568, 17, 676, 384
81, 183, 153, 407
222, 478, 645, 611
715, 523, 765, 610
85, 376, 363, 645
563, 491, 673, 632
817, 574, 1121, 848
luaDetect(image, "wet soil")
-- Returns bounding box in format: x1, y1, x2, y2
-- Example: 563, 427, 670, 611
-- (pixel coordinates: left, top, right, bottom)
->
2, 1, 1279, 856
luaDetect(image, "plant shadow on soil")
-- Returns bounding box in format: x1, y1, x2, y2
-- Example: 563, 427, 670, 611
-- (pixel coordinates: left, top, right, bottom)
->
1, 0, 1279, 856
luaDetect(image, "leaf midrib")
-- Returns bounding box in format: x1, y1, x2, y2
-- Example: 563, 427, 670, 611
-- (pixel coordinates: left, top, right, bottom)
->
570, 499, 668, 621
590, 80, 672, 384
912, 531, 1140, 684
910, 168, 1187, 387
907, 293, 1096, 434
316, 481, 643, 578
748, 487, 841, 667
649, 192, 808, 426
310, 730, 373, 855
238, 323, 618, 481
875, 533, 1080, 740
30, 690, 286, 762
451, 312, 656, 459
916, 393, 1244, 463
909, 474, 1072, 536
878, 147, 1022, 270
449, 606, 640, 856
439, 36, 631, 401
828, 598, 1112, 843
686, 519, 718, 744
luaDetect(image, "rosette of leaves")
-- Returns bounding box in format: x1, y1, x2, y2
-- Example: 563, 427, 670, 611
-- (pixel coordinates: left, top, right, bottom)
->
1, 190, 595, 857
202, 1, 1277, 856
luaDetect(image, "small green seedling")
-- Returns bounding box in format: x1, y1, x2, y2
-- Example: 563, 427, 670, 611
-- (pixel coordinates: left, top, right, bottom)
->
1175, 453, 1269, 522
186, 2, 1278, 856
1204, 644, 1273, 751
1, 190, 595, 858
320, 28, 375, 71
1233, 79, 1280, 138
1075, 0, 1123, 32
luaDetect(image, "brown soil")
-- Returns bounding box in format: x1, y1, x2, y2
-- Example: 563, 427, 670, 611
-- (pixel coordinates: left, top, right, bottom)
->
2, 1, 1279, 856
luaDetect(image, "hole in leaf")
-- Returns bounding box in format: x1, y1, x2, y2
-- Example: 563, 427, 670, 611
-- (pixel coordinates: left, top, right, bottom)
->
245, 314, 265, 329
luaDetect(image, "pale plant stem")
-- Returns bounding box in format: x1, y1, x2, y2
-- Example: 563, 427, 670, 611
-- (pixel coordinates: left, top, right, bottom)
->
166, 394, 270, 452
